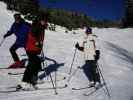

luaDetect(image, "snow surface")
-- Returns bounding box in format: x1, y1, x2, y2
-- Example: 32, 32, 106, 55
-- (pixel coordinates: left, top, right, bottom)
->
0, 2, 133, 100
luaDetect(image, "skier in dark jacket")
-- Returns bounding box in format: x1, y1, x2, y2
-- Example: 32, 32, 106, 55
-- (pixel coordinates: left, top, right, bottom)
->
16, 14, 48, 90
3, 13, 30, 62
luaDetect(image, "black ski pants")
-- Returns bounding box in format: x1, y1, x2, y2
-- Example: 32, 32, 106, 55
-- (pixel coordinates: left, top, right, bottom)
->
10, 44, 21, 62
83, 60, 100, 83
22, 52, 41, 85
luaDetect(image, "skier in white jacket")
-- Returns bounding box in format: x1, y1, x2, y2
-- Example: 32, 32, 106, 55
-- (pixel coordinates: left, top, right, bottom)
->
75, 26, 100, 87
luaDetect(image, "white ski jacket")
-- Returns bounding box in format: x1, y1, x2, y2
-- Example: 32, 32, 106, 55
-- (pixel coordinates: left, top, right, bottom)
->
83, 34, 96, 60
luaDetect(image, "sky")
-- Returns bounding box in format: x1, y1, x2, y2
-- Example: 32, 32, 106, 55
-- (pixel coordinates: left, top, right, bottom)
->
39, 0, 125, 21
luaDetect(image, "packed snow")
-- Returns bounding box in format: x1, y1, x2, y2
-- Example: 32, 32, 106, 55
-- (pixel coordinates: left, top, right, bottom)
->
0, 2, 133, 100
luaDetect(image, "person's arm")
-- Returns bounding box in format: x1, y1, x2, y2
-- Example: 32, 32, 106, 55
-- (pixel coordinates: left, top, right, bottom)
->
75, 42, 84, 51
78, 46, 84, 51
3, 23, 14, 38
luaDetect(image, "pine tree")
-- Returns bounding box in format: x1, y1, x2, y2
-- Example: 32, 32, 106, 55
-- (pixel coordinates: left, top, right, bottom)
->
0, 0, 39, 15
124, 0, 133, 27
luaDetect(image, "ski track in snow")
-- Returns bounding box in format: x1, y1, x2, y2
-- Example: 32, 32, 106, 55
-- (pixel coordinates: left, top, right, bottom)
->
1, 1, 133, 100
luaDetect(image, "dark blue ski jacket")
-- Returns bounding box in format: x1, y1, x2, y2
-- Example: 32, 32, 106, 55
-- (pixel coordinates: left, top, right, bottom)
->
6, 20, 30, 47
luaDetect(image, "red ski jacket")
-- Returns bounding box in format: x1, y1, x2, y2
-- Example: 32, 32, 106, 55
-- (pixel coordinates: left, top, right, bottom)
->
26, 30, 44, 54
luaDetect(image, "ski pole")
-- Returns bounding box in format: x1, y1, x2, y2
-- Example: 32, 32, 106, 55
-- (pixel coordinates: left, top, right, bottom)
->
54, 69, 57, 94
67, 66, 81, 83
68, 48, 77, 75
41, 50, 57, 95
40, 51, 49, 80
49, 71, 58, 94
41, 51, 47, 70
97, 63, 111, 98
0, 38, 5, 47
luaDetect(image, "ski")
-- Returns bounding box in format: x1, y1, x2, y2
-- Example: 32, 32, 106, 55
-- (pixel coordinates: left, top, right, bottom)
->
38, 76, 66, 84
0, 67, 9, 69
72, 85, 93, 90
0, 84, 68, 93
8, 72, 24, 75
8, 73, 66, 83
83, 83, 105, 96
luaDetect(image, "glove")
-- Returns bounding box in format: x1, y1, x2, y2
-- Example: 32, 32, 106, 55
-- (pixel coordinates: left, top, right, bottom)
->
3, 31, 11, 38
75, 42, 79, 49
35, 42, 43, 49
3, 34, 8, 38
95, 50, 100, 61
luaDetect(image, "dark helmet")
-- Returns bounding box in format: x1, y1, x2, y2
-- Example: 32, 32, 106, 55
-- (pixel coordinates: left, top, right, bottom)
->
85, 27, 92, 34
32, 14, 45, 24
13, 13, 21, 19
37, 12, 49, 21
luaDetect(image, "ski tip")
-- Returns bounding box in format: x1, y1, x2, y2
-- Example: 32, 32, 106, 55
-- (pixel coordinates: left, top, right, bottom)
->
8, 72, 15, 74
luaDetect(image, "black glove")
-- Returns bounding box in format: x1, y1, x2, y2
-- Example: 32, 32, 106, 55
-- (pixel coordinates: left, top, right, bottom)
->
3, 31, 11, 38
95, 50, 100, 61
3, 34, 8, 38
75, 42, 79, 49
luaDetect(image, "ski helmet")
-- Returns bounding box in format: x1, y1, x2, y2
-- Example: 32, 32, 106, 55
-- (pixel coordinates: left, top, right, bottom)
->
85, 27, 92, 34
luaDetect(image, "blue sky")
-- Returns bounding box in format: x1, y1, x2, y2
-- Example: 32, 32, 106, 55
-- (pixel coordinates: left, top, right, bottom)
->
39, 0, 125, 21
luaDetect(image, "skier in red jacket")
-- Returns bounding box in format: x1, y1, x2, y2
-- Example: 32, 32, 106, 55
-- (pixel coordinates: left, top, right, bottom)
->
16, 14, 48, 90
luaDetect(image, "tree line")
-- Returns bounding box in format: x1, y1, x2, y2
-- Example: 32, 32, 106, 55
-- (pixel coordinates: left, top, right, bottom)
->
0, 0, 129, 29
123, 0, 133, 27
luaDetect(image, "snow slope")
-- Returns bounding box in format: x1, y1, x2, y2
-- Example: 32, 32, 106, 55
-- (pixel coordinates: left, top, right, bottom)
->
0, 2, 133, 100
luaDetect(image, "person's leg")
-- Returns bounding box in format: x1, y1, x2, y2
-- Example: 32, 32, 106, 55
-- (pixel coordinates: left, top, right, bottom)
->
22, 52, 41, 85
91, 61, 100, 83
16, 57, 33, 90
17, 52, 41, 90
22, 52, 37, 83
83, 60, 93, 82
10, 44, 19, 62
22, 53, 33, 84
31, 54, 41, 86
